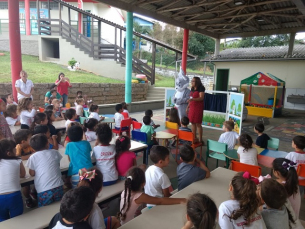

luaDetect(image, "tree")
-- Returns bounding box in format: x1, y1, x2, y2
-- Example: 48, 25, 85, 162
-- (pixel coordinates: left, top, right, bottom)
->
152, 22, 163, 41
133, 21, 152, 58
237, 34, 295, 48
188, 32, 215, 58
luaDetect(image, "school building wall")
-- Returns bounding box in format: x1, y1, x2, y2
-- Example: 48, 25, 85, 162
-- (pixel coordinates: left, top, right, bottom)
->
214, 60, 305, 110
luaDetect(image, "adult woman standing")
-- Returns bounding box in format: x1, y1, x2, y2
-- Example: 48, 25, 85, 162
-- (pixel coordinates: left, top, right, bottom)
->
55, 73, 71, 107
15, 70, 34, 101
186, 77, 205, 143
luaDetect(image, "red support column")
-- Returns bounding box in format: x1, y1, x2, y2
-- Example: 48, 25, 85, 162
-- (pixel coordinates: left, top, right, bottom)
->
181, 29, 189, 73
25, 0, 31, 35
8, 0, 22, 102
78, 0, 83, 34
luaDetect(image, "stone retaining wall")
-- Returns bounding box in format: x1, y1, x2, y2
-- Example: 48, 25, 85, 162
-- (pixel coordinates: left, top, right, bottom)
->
0, 39, 39, 56
0, 83, 148, 107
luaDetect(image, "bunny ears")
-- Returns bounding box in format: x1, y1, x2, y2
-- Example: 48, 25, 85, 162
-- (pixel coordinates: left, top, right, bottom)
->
242, 171, 259, 185
79, 168, 96, 181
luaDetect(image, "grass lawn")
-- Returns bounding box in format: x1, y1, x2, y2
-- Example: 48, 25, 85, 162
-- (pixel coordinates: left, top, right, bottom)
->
155, 74, 175, 87
0, 52, 124, 83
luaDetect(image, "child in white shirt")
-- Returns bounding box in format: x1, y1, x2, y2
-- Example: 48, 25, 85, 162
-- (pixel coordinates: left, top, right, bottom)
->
5, 93, 18, 106
237, 134, 258, 166
218, 121, 239, 150
89, 104, 104, 121
218, 172, 266, 229
27, 134, 63, 207
17, 97, 36, 129
65, 108, 77, 130
93, 123, 118, 186
114, 104, 124, 130
84, 118, 98, 142
4, 104, 20, 126
122, 102, 129, 116
145, 146, 171, 207
75, 98, 84, 117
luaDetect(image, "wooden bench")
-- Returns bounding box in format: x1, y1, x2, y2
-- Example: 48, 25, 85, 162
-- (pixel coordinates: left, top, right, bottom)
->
0, 181, 124, 229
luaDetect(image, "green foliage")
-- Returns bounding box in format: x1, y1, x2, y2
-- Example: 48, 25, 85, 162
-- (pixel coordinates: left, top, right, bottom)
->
237, 104, 242, 113
188, 32, 215, 58
68, 58, 77, 67
231, 100, 235, 110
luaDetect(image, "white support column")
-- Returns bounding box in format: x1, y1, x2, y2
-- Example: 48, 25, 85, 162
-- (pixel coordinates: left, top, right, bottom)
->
287, 33, 296, 57
215, 38, 220, 57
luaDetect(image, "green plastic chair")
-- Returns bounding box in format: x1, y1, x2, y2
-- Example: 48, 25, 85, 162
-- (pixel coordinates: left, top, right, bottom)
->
84, 110, 90, 118
80, 117, 88, 125
205, 139, 228, 168
267, 138, 280, 150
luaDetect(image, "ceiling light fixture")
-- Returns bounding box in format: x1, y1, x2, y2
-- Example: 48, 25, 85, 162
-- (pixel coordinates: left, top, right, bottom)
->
256, 17, 265, 22
234, 0, 244, 6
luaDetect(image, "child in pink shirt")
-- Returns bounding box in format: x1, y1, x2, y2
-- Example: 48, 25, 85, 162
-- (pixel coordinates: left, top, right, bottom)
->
115, 136, 136, 179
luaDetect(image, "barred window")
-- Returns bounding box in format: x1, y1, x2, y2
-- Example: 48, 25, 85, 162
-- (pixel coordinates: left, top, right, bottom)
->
0, 2, 8, 9
30, 2, 36, 8
19, 2, 25, 8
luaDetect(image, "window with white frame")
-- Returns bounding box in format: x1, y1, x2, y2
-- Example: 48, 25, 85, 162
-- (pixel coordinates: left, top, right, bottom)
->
0, 2, 8, 9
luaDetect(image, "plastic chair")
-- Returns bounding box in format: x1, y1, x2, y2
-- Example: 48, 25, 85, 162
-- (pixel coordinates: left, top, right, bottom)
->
205, 140, 228, 168
132, 121, 142, 130
112, 118, 132, 137
176, 130, 203, 162
65, 103, 71, 108
122, 112, 129, 119
39, 107, 45, 112
267, 138, 280, 150
80, 117, 88, 125
84, 110, 90, 118
231, 161, 262, 177
165, 121, 179, 130
132, 130, 150, 164
297, 164, 305, 186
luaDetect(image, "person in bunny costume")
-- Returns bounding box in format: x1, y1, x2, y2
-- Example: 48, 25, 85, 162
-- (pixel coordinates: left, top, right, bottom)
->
172, 67, 190, 120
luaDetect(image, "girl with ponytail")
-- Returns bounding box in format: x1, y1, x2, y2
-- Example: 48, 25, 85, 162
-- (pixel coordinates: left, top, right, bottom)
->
218, 172, 266, 229
83, 118, 98, 142
182, 193, 217, 229
118, 167, 186, 225
237, 134, 258, 165
272, 158, 300, 218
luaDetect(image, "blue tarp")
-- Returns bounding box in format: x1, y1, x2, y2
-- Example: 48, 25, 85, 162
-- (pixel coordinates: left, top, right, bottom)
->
204, 93, 227, 113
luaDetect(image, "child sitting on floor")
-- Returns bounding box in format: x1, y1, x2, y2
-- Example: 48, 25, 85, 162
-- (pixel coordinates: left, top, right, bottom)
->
254, 123, 270, 149
182, 193, 217, 229
259, 178, 296, 229
272, 158, 301, 218
5, 93, 17, 105
27, 134, 63, 207
237, 134, 258, 166
177, 145, 210, 191
141, 116, 158, 146
93, 123, 118, 186
65, 125, 93, 188
75, 98, 85, 117
114, 104, 125, 131
77, 169, 121, 229
218, 172, 266, 229
84, 118, 98, 142
145, 109, 160, 129
89, 104, 104, 121
218, 120, 239, 150
65, 108, 78, 130
17, 97, 36, 130
285, 135, 305, 199
33, 125, 58, 150
144, 146, 172, 206
168, 107, 181, 127
0, 139, 25, 222
115, 136, 137, 179
49, 186, 95, 228
119, 167, 186, 225
4, 104, 20, 126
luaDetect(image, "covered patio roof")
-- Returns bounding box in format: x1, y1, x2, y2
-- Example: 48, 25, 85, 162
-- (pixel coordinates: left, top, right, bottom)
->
94, 0, 305, 39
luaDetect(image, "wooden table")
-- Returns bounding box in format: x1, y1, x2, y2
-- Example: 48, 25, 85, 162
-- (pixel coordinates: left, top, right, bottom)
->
155, 131, 176, 146
20, 138, 147, 186
119, 167, 236, 229
9, 120, 67, 134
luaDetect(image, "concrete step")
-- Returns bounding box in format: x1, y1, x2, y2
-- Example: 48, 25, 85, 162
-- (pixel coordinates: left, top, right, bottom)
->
146, 96, 165, 100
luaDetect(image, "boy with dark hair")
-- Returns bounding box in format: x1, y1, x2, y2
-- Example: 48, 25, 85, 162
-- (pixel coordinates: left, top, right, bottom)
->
145, 146, 171, 207
179, 116, 191, 132
65, 108, 77, 130
254, 123, 270, 149
218, 120, 239, 150
49, 186, 95, 229
177, 145, 210, 191
14, 129, 36, 208
65, 125, 93, 188
27, 134, 63, 207
140, 115, 157, 145
114, 104, 125, 131
144, 109, 160, 129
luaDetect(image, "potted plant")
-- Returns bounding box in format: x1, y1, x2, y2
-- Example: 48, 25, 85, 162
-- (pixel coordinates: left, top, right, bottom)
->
68, 58, 77, 70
